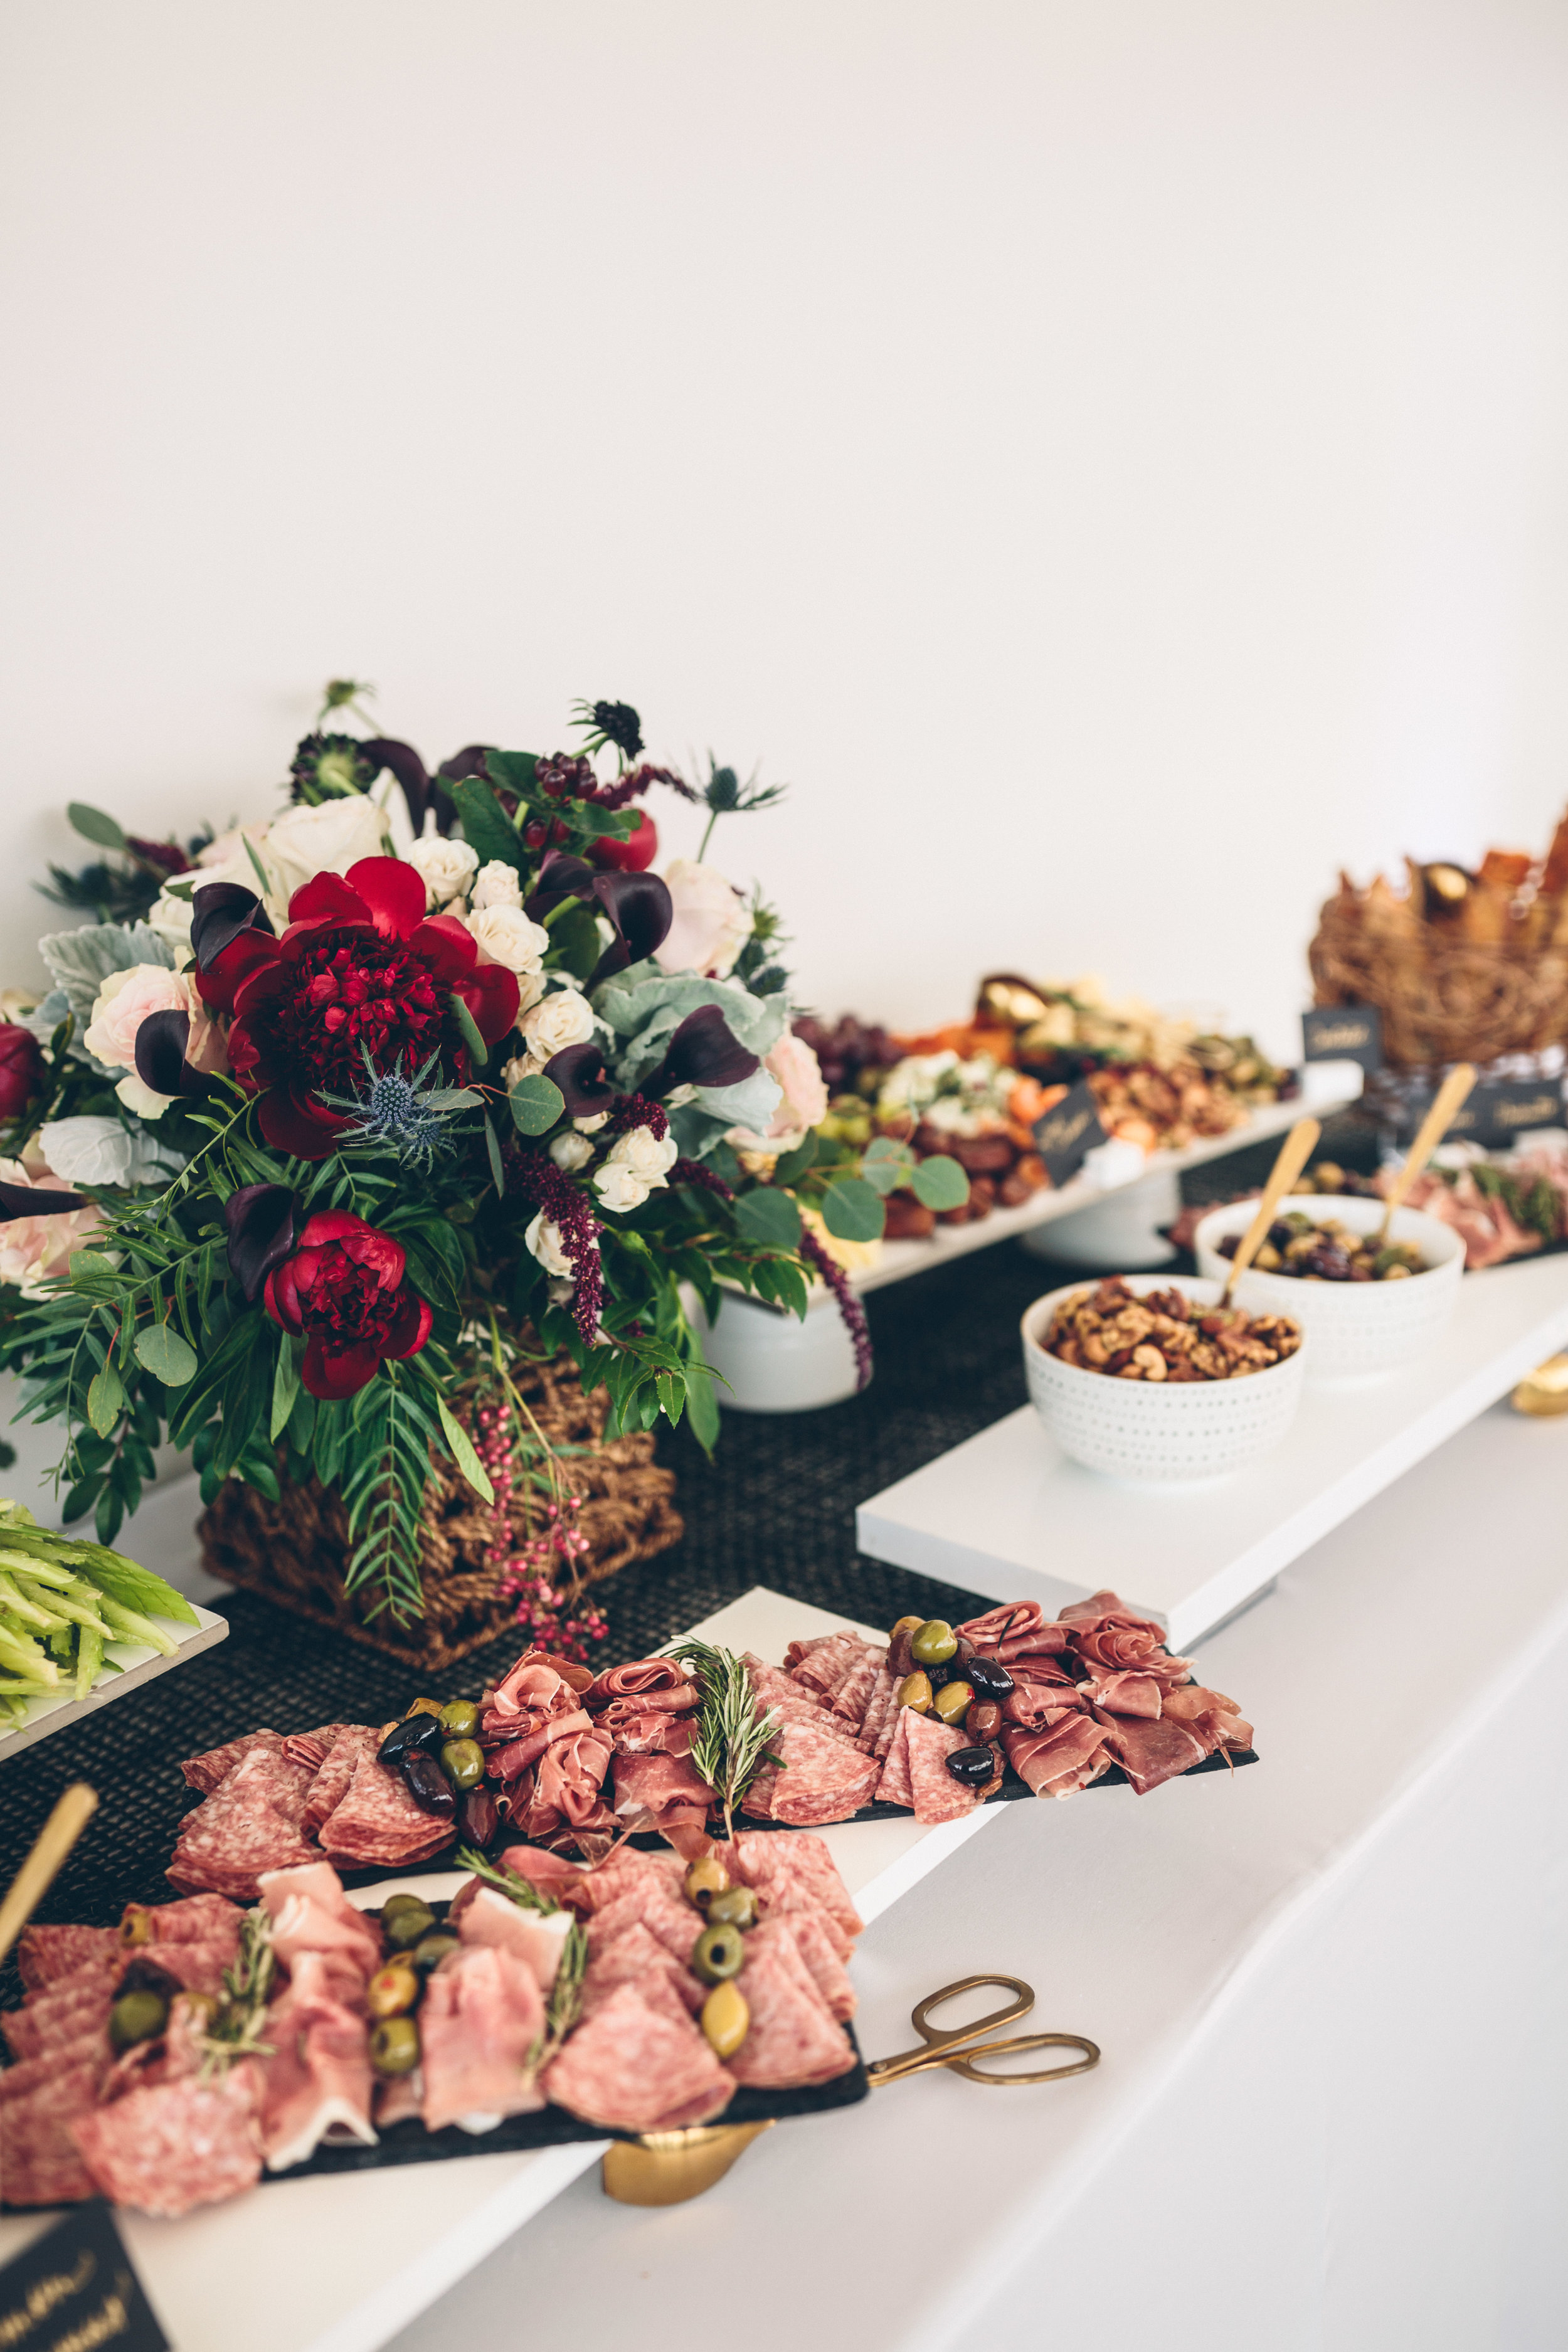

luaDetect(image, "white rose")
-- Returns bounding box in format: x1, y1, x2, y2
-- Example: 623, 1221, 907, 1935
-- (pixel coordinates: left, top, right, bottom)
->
575, 1112, 609, 1135
470, 860, 524, 911
593, 1161, 650, 1213
265, 795, 389, 907
606, 1125, 678, 1187
525, 1212, 575, 1277
409, 835, 479, 910
549, 1131, 594, 1171
465, 904, 549, 977
517, 988, 595, 1064
654, 859, 753, 979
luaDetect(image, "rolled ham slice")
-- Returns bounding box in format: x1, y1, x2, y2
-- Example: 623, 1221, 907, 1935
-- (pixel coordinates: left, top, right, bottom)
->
420, 1945, 546, 2132
259, 1949, 377, 2171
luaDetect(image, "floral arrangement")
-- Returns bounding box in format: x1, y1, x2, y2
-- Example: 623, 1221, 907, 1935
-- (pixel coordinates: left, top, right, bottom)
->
0, 687, 965, 1625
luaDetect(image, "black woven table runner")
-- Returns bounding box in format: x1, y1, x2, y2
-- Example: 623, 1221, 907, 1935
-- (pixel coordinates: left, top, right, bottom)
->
0, 1123, 1355, 1998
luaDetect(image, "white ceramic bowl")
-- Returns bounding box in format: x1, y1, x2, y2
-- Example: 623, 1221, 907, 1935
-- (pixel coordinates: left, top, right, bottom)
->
1020, 1274, 1306, 1483
1191, 1194, 1464, 1379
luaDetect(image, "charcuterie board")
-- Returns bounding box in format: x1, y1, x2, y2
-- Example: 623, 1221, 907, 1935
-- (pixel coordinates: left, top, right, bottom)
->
0, 1590, 1014, 2352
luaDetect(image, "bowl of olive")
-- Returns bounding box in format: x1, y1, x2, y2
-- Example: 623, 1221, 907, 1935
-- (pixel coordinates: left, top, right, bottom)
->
1192, 1194, 1464, 1379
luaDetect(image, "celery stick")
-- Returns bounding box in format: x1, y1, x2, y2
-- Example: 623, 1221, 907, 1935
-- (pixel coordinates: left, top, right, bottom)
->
0, 1676, 56, 1695
94, 1596, 178, 1657
0, 1570, 58, 1630
73, 1619, 103, 1702
27, 1582, 108, 1634
0, 1550, 73, 1586
0, 1624, 57, 1682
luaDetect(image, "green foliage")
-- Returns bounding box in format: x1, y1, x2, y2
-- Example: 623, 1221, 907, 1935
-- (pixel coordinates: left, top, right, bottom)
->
450, 778, 524, 872
68, 803, 128, 851
911, 1155, 969, 1211
509, 1075, 565, 1135
820, 1176, 886, 1244
733, 1185, 802, 1251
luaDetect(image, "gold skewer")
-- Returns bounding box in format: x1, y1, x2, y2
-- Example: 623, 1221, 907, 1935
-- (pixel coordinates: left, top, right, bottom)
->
0, 1783, 98, 1969
1221, 1117, 1321, 1306
1377, 1063, 1476, 1244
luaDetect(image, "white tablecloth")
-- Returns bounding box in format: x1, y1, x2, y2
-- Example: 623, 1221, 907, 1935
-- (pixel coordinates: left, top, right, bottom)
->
388, 1399, 1568, 2352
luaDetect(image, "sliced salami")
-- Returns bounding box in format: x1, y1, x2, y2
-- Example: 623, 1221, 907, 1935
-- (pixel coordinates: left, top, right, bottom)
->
830, 1647, 882, 1729
727, 1931, 857, 2089
876, 1708, 915, 1808
742, 1718, 880, 1826
72, 2063, 265, 2218
904, 1709, 988, 1824
544, 1979, 734, 2133
856, 1659, 898, 1754
729, 1831, 864, 1941
748, 1912, 856, 2020
578, 1920, 705, 2020
315, 1749, 456, 1866
303, 1726, 378, 1835
282, 1723, 354, 1771
15, 1922, 120, 1992
177, 1729, 286, 1794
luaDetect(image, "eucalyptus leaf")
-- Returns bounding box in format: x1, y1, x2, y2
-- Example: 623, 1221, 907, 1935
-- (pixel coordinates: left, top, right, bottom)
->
68, 803, 127, 851
38, 923, 174, 1031
437, 1395, 495, 1505
771, 1133, 818, 1185
733, 1186, 802, 1251
484, 1113, 505, 1199
861, 1152, 911, 1196
509, 1074, 566, 1135
911, 1154, 970, 1212
87, 1363, 125, 1438
820, 1177, 886, 1244
133, 1323, 198, 1387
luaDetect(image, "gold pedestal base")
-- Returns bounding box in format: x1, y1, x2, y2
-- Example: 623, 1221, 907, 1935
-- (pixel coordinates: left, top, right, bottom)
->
601, 2121, 776, 2205
1512, 1353, 1568, 1417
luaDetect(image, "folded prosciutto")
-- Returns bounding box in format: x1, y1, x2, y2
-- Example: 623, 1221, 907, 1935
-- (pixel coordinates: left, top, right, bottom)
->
420, 1945, 547, 2132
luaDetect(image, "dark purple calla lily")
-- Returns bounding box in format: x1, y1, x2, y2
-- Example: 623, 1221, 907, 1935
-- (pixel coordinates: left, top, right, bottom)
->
191, 882, 273, 971
543, 1043, 620, 1119
0, 1180, 86, 1219
359, 737, 432, 832
132, 1009, 207, 1101
225, 1182, 300, 1305
645, 1005, 760, 1099
524, 852, 673, 987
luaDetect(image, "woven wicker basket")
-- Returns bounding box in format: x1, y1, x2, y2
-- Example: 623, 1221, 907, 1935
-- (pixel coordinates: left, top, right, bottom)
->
1308, 886, 1568, 1069
198, 1347, 683, 1670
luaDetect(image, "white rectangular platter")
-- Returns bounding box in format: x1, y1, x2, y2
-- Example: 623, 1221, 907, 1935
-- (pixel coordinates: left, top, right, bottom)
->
856, 1251, 1568, 1654
0, 1586, 1003, 2352
0, 1603, 229, 1763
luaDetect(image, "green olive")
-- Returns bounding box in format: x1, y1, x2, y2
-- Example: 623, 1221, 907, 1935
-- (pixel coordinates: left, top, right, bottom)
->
383, 1901, 437, 1950
439, 1698, 481, 1740
381, 1891, 428, 1919
370, 2016, 421, 2076
683, 1855, 729, 1907
887, 1614, 924, 1645
411, 1932, 460, 1971
109, 1989, 168, 2051
701, 1980, 750, 2058
909, 1619, 958, 1667
703, 1885, 758, 1931
119, 1905, 152, 1948
896, 1670, 933, 1715
691, 1922, 745, 1984
932, 1679, 975, 1725
367, 1962, 421, 2018
440, 1737, 485, 1793
405, 1695, 445, 1720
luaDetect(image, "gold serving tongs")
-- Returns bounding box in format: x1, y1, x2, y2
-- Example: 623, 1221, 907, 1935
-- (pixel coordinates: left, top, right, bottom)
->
0, 1783, 97, 1969
603, 1976, 1098, 2205
865, 1973, 1099, 2089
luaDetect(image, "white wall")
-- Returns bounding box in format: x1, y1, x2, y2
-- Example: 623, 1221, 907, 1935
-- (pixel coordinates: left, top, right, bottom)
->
3, 0, 1567, 1062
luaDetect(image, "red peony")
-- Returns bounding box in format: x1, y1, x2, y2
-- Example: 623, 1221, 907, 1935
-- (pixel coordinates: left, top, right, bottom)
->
198, 857, 520, 1158
263, 1209, 433, 1400
0, 1025, 43, 1125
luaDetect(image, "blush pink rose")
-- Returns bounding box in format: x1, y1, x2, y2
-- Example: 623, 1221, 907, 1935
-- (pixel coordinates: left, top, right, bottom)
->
653, 859, 753, 979
82, 965, 225, 1116
726, 1031, 829, 1155
0, 1158, 105, 1297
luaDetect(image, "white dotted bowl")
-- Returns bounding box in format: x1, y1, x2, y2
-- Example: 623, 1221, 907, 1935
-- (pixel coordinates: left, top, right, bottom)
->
1020, 1274, 1306, 1483
1191, 1195, 1464, 1379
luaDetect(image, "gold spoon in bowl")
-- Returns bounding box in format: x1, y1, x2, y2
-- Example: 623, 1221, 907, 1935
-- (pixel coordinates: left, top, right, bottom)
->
1221, 1116, 1322, 1308
1375, 1063, 1476, 1246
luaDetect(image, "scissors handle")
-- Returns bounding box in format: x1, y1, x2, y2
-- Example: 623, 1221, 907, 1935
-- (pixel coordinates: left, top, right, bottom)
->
866, 1974, 1100, 2089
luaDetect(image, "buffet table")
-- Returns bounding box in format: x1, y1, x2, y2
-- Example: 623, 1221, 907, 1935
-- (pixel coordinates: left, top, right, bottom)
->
386, 1396, 1568, 2352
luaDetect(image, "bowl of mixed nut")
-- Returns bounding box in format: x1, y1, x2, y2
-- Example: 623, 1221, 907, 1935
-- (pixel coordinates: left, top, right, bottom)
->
1021, 1274, 1307, 1481
1191, 1194, 1465, 1377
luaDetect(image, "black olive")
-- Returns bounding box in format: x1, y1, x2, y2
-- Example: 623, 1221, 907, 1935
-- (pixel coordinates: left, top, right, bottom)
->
401, 1749, 457, 1818
379, 1714, 443, 1766
458, 1786, 501, 1846
1300, 1244, 1353, 1281
1268, 1220, 1295, 1252
967, 1657, 1015, 1701
944, 1744, 995, 1786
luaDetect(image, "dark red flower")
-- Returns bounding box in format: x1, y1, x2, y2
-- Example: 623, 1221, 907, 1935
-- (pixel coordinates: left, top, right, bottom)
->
263, 1209, 433, 1399
197, 857, 520, 1158
0, 1025, 42, 1125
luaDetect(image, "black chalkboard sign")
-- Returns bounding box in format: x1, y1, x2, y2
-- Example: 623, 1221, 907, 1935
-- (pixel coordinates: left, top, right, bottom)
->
0, 2200, 167, 2351
1447, 1079, 1563, 1148
1302, 1004, 1383, 1071
1032, 1079, 1108, 1186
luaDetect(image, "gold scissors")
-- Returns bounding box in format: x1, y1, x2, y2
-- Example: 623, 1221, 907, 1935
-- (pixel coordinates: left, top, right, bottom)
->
866, 1974, 1099, 2089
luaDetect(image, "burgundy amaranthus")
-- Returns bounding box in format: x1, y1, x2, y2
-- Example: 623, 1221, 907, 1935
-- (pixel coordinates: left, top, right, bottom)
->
592, 761, 697, 811
515, 1153, 603, 1343
670, 1157, 735, 1202
608, 1093, 667, 1140
472, 1397, 608, 1663
798, 1227, 873, 1392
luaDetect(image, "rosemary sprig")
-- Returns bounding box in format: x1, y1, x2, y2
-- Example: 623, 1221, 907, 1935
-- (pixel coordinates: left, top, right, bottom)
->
455, 1843, 561, 1917
670, 1638, 783, 1838
197, 1909, 276, 2080
527, 1920, 588, 2075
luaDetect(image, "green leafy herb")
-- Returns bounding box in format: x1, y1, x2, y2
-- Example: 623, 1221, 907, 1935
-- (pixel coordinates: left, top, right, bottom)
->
455, 1844, 561, 1916
197, 1909, 277, 2078
669, 1636, 783, 1837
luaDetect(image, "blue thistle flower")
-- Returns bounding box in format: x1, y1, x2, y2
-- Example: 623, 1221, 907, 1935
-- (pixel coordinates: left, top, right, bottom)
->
322, 1046, 478, 1170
